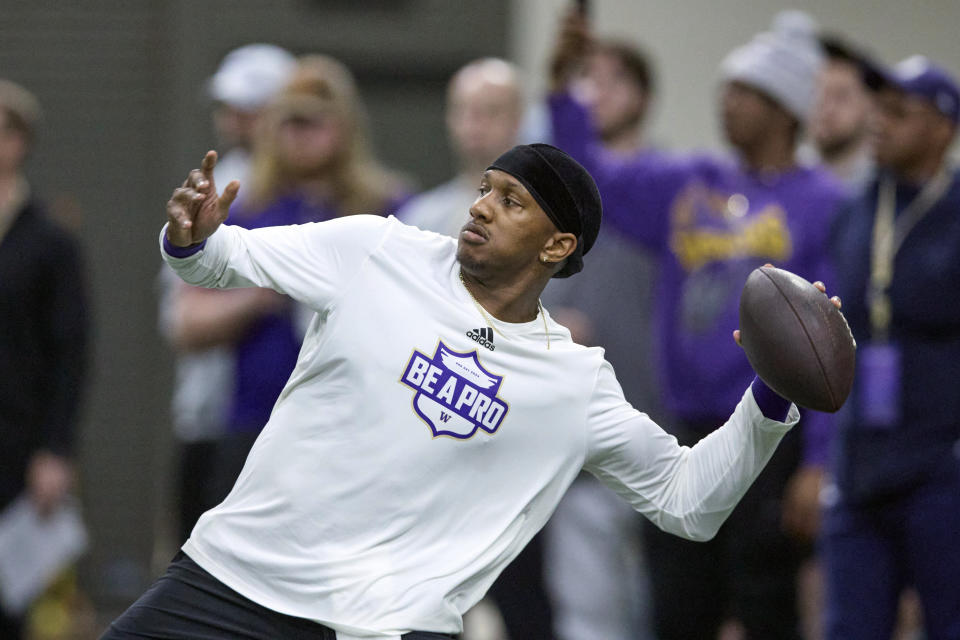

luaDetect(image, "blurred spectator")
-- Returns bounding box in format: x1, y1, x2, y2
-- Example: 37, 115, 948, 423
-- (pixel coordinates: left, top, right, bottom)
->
244, 54, 412, 221
195, 53, 412, 505
541, 35, 659, 640
794, 34, 879, 640
802, 35, 878, 193
549, 9, 845, 639
825, 55, 960, 640
206, 44, 299, 186
0, 79, 89, 638
397, 58, 523, 237
158, 43, 295, 544
569, 38, 655, 155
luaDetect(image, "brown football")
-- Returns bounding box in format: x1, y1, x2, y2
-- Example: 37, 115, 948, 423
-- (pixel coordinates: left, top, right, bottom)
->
738, 266, 856, 412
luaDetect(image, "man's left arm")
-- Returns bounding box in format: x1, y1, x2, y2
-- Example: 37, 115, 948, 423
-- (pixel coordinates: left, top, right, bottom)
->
585, 362, 799, 542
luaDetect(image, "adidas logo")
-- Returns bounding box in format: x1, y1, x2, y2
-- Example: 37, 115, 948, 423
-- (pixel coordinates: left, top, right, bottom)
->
466, 327, 495, 351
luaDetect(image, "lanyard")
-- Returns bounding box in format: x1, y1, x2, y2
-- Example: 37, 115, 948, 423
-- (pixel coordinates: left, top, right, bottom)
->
869, 167, 953, 339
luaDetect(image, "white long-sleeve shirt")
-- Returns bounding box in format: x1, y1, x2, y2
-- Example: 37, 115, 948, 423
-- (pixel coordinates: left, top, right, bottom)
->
161, 215, 798, 639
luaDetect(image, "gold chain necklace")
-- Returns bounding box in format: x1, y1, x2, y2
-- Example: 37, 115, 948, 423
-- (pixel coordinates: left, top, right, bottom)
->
459, 270, 550, 350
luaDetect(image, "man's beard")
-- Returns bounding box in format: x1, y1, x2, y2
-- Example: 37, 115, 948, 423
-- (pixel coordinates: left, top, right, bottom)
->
456, 244, 486, 275
817, 129, 866, 161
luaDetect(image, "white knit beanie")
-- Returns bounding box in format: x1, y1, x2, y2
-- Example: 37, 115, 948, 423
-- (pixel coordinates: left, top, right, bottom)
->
720, 10, 824, 123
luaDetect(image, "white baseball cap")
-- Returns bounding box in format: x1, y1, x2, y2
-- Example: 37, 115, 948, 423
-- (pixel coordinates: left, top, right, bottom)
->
207, 43, 297, 111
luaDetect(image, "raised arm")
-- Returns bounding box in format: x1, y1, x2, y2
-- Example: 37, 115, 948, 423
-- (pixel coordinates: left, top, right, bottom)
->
546, 8, 687, 249
549, 6, 592, 96
161, 152, 395, 312
546, 6, 607, 179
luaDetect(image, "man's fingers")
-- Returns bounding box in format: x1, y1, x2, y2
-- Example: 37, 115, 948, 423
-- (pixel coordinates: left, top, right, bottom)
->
167, 203, 192, 231
186, 169, 210, 192
172, 186, 203, 207
167, 187, 199, 238
218, 180, 240, 218
562, 13, 590, 50
201, 150, 218, 181
733, 329, 742, 347
811, 281, 841, 309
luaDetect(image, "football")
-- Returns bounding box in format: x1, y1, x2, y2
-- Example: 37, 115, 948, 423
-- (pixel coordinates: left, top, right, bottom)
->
738, 266, 856, 412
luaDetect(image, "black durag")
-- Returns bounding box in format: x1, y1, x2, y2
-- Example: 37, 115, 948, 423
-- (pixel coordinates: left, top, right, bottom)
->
488, 143, 602, 278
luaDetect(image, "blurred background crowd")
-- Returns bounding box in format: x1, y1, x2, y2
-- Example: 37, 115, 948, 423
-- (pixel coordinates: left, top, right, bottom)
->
2, 1, 959, 638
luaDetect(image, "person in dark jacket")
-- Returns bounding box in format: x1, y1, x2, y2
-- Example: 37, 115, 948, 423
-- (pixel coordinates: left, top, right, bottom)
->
0, 79, 89, 638
825, 56, 960, 640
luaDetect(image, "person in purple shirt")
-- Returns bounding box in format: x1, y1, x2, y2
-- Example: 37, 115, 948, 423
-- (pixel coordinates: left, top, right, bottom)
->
549, 8, 846, 639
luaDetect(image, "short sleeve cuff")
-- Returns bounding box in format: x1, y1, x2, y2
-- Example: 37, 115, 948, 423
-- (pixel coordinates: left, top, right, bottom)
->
751, 376, 791, 423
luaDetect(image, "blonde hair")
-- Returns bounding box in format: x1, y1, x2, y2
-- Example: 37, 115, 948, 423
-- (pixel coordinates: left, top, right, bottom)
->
245, 55, 406, 213
0, 79, 41, 142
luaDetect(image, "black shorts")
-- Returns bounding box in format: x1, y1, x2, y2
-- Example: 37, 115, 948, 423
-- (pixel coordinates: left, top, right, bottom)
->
101, 551, 456, 640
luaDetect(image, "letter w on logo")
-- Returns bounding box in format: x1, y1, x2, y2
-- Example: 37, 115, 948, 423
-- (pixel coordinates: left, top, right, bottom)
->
439, 411, 452, 423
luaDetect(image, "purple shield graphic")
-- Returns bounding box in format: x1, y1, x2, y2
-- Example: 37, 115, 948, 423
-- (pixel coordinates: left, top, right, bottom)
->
400, 341, 509, 439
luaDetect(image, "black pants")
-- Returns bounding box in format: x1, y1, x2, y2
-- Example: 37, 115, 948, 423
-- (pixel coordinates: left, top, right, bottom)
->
643, 418, 806, 640
175, 440, 219, 543
102, 552, 455, 639
486, 531, 554, 640
208, 431, 261, 516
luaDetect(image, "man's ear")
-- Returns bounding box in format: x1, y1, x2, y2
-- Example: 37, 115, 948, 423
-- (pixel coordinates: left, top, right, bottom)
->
932, 117, 957, 153
541, 232, 578, 264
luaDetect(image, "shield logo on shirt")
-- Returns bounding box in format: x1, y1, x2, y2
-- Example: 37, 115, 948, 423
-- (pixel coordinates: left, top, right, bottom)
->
400, 341, 509, 439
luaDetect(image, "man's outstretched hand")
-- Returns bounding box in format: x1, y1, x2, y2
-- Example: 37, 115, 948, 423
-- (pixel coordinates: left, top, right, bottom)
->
549, 6, 592, 92
166, 150, 240, 247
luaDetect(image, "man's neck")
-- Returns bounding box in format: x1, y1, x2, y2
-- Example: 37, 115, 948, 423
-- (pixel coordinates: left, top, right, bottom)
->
293, 176, 335, 202
739, 134, 796, 174
892, 153, 948, 185
459, 266, 546, 323
602, 127, 644, 156
819, 136, 871, 179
